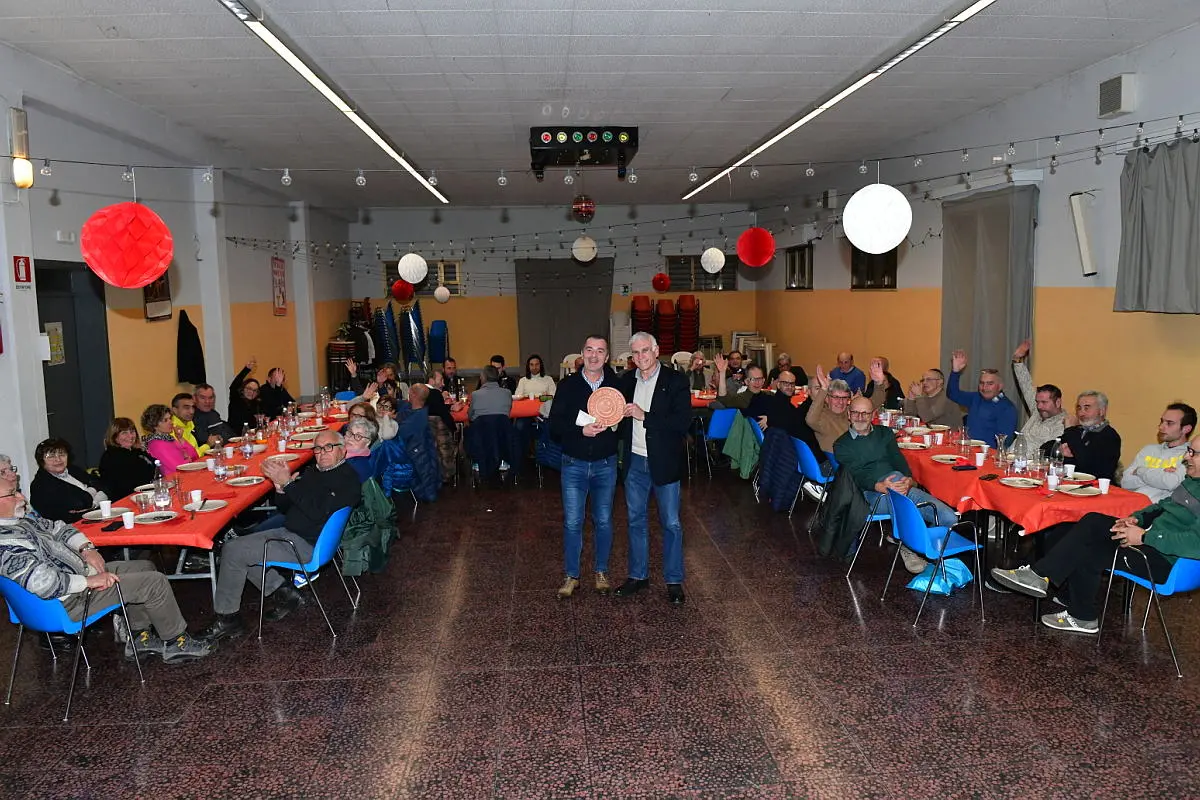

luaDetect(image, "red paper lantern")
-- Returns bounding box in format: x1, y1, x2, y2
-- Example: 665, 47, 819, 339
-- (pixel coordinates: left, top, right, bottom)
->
736, 226, 776, 268
80, 202, 174, 289
652, 272, 671, 292
391, 279, 415, 302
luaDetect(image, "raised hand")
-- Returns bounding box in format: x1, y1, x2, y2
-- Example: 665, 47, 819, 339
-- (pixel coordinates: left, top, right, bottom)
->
363, 382, 379, 400
1012, 339, 1031, 361
869, 358, 886, 385
345, 357, 358, 377
246, 356, 257, 372
907, 381, 922, 399
714, 353, 728, 373
814, 364, 830, 391
950, 349, 967, 373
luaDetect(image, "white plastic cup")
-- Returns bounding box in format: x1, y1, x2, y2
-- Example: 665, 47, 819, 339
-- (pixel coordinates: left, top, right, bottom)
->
934, 433, 944, 446
190, 489, 203, 505
1047, 474, 1060, 491
224, 446, 235, 460
205, 458, 216, 471
121, 511, 135, 529
1098, 478, 1111, 494
98, 500, 112, 518
1064, 464, 1076, 478
923, 434, 932, 446
277, 439, 287, 452
974, 452, 985, 467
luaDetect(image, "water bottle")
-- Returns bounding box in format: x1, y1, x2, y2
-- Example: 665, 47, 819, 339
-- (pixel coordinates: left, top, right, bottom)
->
241, 432, 255, 460
213, 451, 228, 482
1047, 438, 1064, 477
1011, 432, 1030, 475
152, 460, 171, 512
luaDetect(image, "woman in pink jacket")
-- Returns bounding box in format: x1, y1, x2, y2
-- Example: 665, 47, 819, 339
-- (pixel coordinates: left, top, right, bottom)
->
140, 403, 198, 475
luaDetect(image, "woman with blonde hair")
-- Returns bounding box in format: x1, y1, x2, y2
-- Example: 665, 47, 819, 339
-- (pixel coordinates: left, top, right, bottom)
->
98, 417, 157, 499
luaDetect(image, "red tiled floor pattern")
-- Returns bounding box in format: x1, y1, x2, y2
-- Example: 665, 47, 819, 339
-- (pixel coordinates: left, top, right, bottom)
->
2, 469, 1200, 798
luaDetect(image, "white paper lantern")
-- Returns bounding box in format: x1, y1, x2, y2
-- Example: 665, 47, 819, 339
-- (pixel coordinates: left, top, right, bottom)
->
397, 252, 429, 283
433, 285, 451, 304
572, 235, 597, 263
700, 247, 726, 274
842, 183, 913, 255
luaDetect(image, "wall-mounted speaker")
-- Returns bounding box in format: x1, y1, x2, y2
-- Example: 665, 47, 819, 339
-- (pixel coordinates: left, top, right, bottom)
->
1069, 192, 1098, 277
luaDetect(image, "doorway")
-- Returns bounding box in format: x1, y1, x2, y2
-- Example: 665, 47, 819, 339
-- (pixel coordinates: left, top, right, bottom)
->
35, 260, 114, 467
515, 258, 615, 374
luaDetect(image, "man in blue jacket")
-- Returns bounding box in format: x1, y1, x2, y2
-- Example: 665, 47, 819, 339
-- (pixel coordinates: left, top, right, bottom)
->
947, 349, 1017, 447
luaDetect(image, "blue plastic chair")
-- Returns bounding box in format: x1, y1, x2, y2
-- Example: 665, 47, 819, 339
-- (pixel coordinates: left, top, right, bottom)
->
0, 577, 145, 722
882, 489, 984, 627
255, 507, 358, 639
789, 438, 835, 518
1099, 552, 1200, 677
333, 390, 357, 402
702, 408, 738, 478
844, 492, 896, 578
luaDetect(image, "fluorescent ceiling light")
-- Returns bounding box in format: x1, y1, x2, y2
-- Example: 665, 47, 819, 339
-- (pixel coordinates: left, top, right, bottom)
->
219, 0, 448, 204
683, 0, 1001, 201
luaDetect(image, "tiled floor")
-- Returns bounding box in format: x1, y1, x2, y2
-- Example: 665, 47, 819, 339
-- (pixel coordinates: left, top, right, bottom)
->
3, 470, 1200, 798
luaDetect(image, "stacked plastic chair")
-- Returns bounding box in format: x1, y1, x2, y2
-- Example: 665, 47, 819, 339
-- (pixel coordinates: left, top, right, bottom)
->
676, 295, 699, 353
428, 320, 449, 365
654, 298, 677, 354
374, 307, 399, 364
631, 295, 654, 335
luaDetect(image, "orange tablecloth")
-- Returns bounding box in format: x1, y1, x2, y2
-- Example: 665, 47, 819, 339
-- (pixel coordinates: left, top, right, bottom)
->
901, 444, 1150, 534
689, 389, 806, 409
84, 435, 320, 550
452, 397, 543, 424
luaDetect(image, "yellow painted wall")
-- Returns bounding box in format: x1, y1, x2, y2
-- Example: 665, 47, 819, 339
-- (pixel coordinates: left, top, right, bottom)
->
378, 295, 520, 369
611, 291, 758, 354
1034, 287, 1200, 465
314, 298, 350, 351
755, 289, 942, 386
106, 305, 204, 424
229, 302, 300, 392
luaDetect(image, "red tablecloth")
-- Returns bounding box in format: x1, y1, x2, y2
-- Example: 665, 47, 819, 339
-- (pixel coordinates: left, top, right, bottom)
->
84, 430, 326, 550
452, 397, 543, 424
901, 443, 1150, 534
691, 394, 716, 408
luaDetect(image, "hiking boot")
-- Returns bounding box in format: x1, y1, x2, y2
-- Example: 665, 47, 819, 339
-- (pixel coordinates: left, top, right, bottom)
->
263, 583, 306, 622
1040, 611, 1099, 635
989, 565, 1049, 598
594, 572, 611, 594
124, 629, 164, 662
161, 632, 217, 663
556, 576, 580, 600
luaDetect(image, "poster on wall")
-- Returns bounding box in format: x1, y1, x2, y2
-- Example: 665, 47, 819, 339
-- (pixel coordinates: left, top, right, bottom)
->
143, 273, 172, 321
44, 322, 65, 366
271, 256, 287, 316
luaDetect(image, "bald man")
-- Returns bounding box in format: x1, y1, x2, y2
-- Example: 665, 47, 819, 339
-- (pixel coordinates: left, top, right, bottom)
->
829, 352, 865, 395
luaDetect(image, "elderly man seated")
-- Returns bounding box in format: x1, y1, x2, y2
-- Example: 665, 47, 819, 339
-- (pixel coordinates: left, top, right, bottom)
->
768, 353, 808, 388
948, 349, 1017, 446
1009, 340, 1067, 451
199, 430, 361, 641
713, 358, 771, 418
1057, 390, 1121, 481
834, 396, 960, 572
1121, 403, 1196, 503
992, 433, 1200, 634
756, 370, 825, 463
898, 368, 963, 429
0, 488, 214, 662
829, 352, 865, 395
806, 367, 851, 455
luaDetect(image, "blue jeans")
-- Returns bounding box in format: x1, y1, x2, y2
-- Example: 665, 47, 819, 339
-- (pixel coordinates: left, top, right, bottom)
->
624, 454, 684, 584
561, 454, 618, 579
864, 471, 958, 528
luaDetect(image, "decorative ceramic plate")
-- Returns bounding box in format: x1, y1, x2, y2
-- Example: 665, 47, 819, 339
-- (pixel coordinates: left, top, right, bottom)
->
587, 387, 627, 428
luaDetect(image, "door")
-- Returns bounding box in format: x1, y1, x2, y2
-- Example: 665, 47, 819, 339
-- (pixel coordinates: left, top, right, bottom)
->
515, 258, 615, 373
35, 260, 114, 466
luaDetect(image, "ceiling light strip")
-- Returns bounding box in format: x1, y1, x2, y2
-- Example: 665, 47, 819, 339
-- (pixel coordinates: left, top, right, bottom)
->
682, 0, 1000, 200
220, 0, 448, 204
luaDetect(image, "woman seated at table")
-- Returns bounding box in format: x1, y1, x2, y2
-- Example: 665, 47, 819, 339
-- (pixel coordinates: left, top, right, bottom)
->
228, 357, 263, 431
344, 417, 379, 483
685, 351, 710, 391
141, 403, 198, 475
29, 437, 108, 523
341, 402, 378, 432
375, 396, 399, 441
98, 417, 157, 499
515, 354, 556, 399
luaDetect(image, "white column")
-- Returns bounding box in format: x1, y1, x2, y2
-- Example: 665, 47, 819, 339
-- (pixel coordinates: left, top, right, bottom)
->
193, 168, 233, 396
289, 202, 318, 397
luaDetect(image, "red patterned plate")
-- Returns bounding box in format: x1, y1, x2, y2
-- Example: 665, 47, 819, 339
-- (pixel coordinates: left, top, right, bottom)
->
587, 387, 627, 428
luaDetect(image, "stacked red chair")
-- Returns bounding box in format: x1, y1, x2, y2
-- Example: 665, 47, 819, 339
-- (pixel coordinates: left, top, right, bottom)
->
655, 298, 677, 353
631, 295, 654, 335
676, 295, 700, 353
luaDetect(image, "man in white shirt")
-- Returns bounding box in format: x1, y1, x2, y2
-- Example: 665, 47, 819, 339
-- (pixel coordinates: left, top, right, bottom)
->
1122, 403, 1196, 502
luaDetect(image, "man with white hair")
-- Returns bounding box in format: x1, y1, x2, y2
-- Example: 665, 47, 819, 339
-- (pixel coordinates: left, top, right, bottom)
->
616, 332, 692, 605
1058, 390, 1122, 481
0, 454, 18, 493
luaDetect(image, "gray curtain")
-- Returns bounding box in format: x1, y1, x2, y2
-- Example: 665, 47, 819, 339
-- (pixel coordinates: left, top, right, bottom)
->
515, 258, 614, 371
940, 185, 1038, 421
1115, 139, 1200, 313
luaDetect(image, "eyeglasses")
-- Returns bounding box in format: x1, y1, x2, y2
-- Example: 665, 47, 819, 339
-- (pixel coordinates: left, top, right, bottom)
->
776, 381, 795, 388
849, 410, 873, 417
312, 444, 343, 454
1188, 447, 1197, 458
747, 376, 766, 383
346, 432, 368, 441
829, 394, 852, 401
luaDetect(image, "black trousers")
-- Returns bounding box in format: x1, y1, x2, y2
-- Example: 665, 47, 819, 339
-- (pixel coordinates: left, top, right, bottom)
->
1035, 512, 1173, 621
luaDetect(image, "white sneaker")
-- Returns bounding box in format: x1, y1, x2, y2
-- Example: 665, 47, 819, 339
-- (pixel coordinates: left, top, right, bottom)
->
802, 482, 825, 502
499, 460, 510, 471
1040, 611, 1099, 634
989, 565, 1049, 598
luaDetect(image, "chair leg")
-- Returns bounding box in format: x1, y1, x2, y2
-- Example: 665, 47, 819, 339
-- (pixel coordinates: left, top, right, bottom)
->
113, 583, 146, 686
881, 545, 903, 602
913, 558, 944, 627
63, 590, 93, 723
1097, 548, 1123, 647
44, 633, 57, 664
972, 535, 986, 624
257, 541, 271, 640
1149, 588, 1183, 678
333, 555, 362, 610
5, 625, 23, 706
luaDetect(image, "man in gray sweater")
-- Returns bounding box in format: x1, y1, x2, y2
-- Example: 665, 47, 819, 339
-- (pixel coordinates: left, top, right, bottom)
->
1122, 403, 1196, 502
1010, 339, 1069, 451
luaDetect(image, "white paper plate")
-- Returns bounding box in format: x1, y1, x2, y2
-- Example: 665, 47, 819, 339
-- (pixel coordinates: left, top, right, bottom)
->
288, 441, 314, 450
297, 411, 317, 418
967, 439, 988, 447
897, 442, 929, 450
290, 431, 320, 441
176, 462, 208, 472
328, 412, 348, 420
228, 476, 266, 487
134, 483, 155, 493
83, 507, 131, 522
252, 443, 268, 453
267, 453, 300, 462
930, 455, 960, 464
183, 499, 228, 512
298, 425, 326, 433
1000, 477, 1041, 489
134, 511, 179, 525
226, 436, 244, 443
928, 424, 951, 432
1061, 484, 1101, 496
905, 426, 931, 436
1063, 472, 1096, 483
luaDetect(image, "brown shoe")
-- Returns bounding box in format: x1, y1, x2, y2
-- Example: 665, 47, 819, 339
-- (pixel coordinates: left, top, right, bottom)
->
556, 576, 580, 600
595, 572, 611, 594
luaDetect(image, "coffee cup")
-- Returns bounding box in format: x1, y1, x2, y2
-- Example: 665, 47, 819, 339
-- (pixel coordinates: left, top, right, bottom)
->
1098, 478, 1111, 494
121, 511, 135, 529
278, 439, 287, 452
98, 500, 112, 518
1064, 464, 1076, 478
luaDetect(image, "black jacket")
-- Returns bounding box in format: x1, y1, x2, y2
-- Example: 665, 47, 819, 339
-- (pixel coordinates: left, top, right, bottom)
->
618, 365, 692, 486
228, 366, 262, 431
193, 409, 231, 445
549, 367, 622, 462
1058, 424, 1122, 481
30, 466, 104, 524
425, 389, 456, 430
98, 446, 156, 500
865, 373, 905, 410
277, 460, 363, 545
814, 466, 871, 561
259, 382, 295, 419
176, 309, 206, 384
763, 393, 826, 464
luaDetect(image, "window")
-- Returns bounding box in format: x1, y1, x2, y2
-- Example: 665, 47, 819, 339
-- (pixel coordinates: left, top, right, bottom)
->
784, 244, 813, 290
665, 255, 738, 292
850, 244, 898, 290
382, 260, 462, 296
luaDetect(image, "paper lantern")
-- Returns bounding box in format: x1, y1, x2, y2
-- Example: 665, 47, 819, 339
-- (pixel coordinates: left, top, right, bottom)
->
843, 183, 913, 255
80, 202, 174, 289
652, 272, 671, 292
391, 279, 415, 302
433, 285, 451, 304
700, 247, 726, 274
571, 194, 596, 223
397, 252, 428, 283
572, 235, 597, 263
736, 227, 775, 268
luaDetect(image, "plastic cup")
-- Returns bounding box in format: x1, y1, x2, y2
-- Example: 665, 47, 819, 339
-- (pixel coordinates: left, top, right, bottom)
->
277, 439, 287, 452
923, 434, 932, 446
134, 493, 151, 513
934, 433, 944, 445
1098, 478, 1111, 494
1047, 474, 1060, 491
224, 446, 235, 459
974, 452, 985, 467
205, 458, 216, 471
98, 500, 112, 518
122, 511, 135, 529
1064, 464, 1076, 478
190, 489, 203, 505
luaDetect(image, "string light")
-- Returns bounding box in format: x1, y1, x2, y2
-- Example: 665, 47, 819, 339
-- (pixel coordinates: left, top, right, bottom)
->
749, 165, 760, 180
1006, 142, 1016, 156
627, 170, 638, 184
858, 161, 868, 175
497, 170, 507, 187
912, 156, 923, 167
1054, 136, 1061, 149
202, 166, 213, 183
39, 159, 52, 177
1049, 154, 1059, 175
563, 170, 574, 185
121, 166, 134, 182
355, 169, 366, 187
805, 163, 815, 177
1094, 146, 1103, 165
688, 167, 699, 183
428, 170, 438, 186
280, 168, 292, 186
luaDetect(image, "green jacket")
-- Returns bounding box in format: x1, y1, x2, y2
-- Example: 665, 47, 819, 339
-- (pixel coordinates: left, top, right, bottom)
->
832, 425, 910, 494
722, 413, 760, 480
1136, 477, 1200, 563
338, 478, 397, 577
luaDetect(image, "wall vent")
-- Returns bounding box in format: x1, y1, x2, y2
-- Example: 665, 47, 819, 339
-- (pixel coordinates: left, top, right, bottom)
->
1098, 74, 1136, 119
